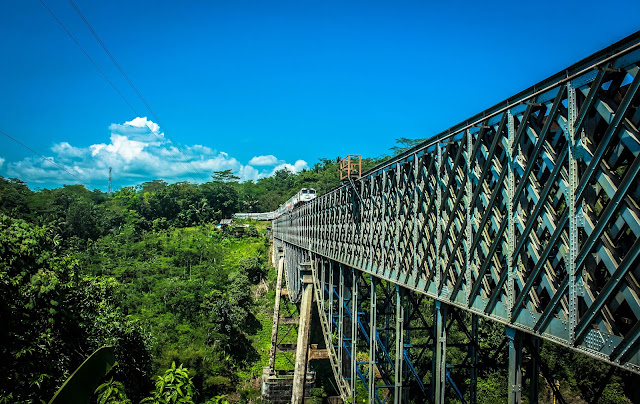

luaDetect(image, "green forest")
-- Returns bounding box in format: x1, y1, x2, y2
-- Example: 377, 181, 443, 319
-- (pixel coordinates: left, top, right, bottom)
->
0, 157, 383, 404
0, 154, 638, 403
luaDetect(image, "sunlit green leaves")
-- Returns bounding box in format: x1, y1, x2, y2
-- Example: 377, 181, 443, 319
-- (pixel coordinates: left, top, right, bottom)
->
140, 362, 195, 404
96, 378, 131, 404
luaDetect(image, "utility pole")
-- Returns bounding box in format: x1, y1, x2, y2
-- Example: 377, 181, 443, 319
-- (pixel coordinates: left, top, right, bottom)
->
108, 167, 112, 194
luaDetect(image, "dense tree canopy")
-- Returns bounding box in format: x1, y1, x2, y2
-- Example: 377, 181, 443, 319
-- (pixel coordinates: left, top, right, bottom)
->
0, 215, 153, 403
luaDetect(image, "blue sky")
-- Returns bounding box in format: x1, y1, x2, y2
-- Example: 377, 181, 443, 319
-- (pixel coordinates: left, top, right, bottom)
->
1, 0, 639, 190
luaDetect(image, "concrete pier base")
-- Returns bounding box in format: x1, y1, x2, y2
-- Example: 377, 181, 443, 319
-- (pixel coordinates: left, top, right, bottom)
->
261, 368, 315, 403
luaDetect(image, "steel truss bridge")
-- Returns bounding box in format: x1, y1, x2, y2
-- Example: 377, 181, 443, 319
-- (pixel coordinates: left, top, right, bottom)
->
267, 31, 640, 403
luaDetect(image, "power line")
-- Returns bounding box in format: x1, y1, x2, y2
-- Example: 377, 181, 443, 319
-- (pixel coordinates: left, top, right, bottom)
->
39, 0, 200, 183
37, 1, 218, 223
38, 0, 139, 116
0, 129, 88, 185
67, 0, 159, 124
67, 0, 205, 182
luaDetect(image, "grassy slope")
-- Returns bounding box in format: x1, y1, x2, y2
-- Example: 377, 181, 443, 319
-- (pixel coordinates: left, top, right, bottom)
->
81, 220, 277, 401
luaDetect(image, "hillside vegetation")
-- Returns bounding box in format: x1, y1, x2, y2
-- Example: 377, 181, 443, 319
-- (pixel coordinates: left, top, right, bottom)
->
0, 153, 637, 403
0, 158, 385, 403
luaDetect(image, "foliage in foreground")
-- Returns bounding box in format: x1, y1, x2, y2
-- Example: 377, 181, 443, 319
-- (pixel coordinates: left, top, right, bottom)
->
0, 215, 153, 403
140, 362, 196, 404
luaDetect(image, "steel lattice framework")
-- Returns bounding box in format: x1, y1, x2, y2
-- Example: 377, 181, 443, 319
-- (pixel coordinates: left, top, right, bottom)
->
272, 31, 640, 400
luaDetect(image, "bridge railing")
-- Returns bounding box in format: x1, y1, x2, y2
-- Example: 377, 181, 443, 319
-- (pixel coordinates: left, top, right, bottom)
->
273, 30, 640, 373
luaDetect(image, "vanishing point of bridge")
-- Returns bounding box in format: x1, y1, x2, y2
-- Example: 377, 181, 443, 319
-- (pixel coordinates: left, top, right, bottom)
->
264, 31, 640, 403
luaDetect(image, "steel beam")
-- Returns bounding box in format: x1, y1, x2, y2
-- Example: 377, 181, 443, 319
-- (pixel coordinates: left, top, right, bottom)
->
506, 110, 515, 319
528, 337, 541, 404
506, 327, 523, 404
351, 268, 358, 401
394, 286, 405, 404
567, 81, 579, 345
432, 301, 448, 404
368, 275, 378, 404
338, 264, 345, 381
470, 314, 479, 404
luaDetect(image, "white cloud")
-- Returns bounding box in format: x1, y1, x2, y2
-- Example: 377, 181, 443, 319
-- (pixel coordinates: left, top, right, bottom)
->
272, 159, 309, 174
3, 117, 306, 188
125, 116, 160, 133
108, 117, 165, 145
248, 155, 282, 166
240, 165, 260, 181
52, 142, 84, 158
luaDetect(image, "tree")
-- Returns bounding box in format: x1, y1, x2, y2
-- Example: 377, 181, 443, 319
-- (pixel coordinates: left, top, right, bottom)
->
64, 198, 102, 241
201, 181, 238, 219
238, 255, 266, 283
141, 179, 168, 194
0, 215, 152, 402
0, 176, 33, 218
211, 170, 239, 183
390, 137, 427, 155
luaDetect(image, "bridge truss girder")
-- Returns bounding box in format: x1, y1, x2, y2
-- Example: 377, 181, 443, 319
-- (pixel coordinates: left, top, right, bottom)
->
274, 30, 640, 376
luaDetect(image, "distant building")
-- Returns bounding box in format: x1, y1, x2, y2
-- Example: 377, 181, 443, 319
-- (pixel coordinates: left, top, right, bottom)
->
219, 219, 233, 227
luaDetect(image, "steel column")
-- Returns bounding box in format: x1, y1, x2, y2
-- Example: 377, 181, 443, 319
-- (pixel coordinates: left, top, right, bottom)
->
291, 269, 314, 404
566, 81, 579, 345
435, 145, 443, 291
432, 300, 448, 404
506, 327, 523, 404
528, 337, 541, 404
351, 268, 358, 400
465, 129, 474, 305
394, 286, 405, 404
470, 314, 479, 404
412, 153, 420, 287
368, 275, 377, 403
329, 261, 334, 352
338, 264, 345, 381
506, 111, 516, 318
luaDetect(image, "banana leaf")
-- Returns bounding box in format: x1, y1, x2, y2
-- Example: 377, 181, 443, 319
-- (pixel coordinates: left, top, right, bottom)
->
48, 346, 117, 404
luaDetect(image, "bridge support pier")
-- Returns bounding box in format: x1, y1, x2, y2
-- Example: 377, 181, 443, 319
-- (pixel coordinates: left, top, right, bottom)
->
394, 286, 405, 404
528, 336, 540, 404
432, 301, 448, 404
291, 267, 314, 404
506, 327, 541, 404
268, 250, 285, 370
338, 264, 345, 391
506, 327, 523, 404
350, 268, 359, 402
264, 246, 317, 403
368, 275, 377, 404
470, 314, 479, 404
